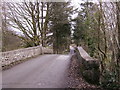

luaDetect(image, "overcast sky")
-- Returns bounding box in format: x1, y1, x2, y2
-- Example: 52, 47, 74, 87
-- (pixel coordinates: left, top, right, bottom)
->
6, 0, 99, 35
4, 0, 101, 35
2, 0, 119, 3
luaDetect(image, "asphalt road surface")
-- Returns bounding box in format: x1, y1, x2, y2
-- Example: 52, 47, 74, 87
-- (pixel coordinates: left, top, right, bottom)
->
2, 54, 71, 88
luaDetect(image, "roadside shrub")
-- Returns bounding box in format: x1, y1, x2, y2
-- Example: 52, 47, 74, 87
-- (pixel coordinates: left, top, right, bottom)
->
100, 70, 120, 89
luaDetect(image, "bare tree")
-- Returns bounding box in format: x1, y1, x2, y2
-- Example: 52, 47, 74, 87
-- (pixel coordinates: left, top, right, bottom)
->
116, 1, 120, 83
6, 1, 50, 47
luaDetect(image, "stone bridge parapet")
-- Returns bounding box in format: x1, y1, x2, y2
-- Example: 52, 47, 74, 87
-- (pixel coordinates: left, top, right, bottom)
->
1, 46, 53, 70
75, 46, 100, 84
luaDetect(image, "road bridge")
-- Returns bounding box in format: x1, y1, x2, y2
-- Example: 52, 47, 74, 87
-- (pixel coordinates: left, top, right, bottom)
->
2, 46, 99, 88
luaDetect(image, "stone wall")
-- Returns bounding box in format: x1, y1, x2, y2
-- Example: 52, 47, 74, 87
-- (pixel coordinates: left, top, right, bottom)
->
42, 47, 53, 54
1, 46, 53, 68
75, 47, 100, 84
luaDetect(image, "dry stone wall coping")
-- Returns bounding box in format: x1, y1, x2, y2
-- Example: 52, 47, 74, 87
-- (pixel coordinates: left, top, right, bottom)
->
76, 46, 100, 84
1, 46, 53, 67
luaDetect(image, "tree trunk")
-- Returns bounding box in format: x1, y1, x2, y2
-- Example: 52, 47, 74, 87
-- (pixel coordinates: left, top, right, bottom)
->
116, 2, 120, 83
41, 2, 44, 47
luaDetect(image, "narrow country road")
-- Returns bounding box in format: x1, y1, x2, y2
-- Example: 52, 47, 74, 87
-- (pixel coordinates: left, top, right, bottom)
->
2, 54, 71, 88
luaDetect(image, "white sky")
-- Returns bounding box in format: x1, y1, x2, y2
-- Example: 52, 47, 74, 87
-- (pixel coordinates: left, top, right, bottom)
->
5, 0, 81, 35
4, 0, 118, 35
3, 0, 120, 2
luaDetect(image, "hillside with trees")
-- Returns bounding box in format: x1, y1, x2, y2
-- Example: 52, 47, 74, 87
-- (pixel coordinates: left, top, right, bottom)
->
2, 3, 23, 52
2, 29, 23, 52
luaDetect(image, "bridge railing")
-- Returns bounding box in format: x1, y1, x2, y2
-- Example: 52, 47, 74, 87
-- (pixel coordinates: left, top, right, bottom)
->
1, 46, 53, 70
75, 46, 100, 84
